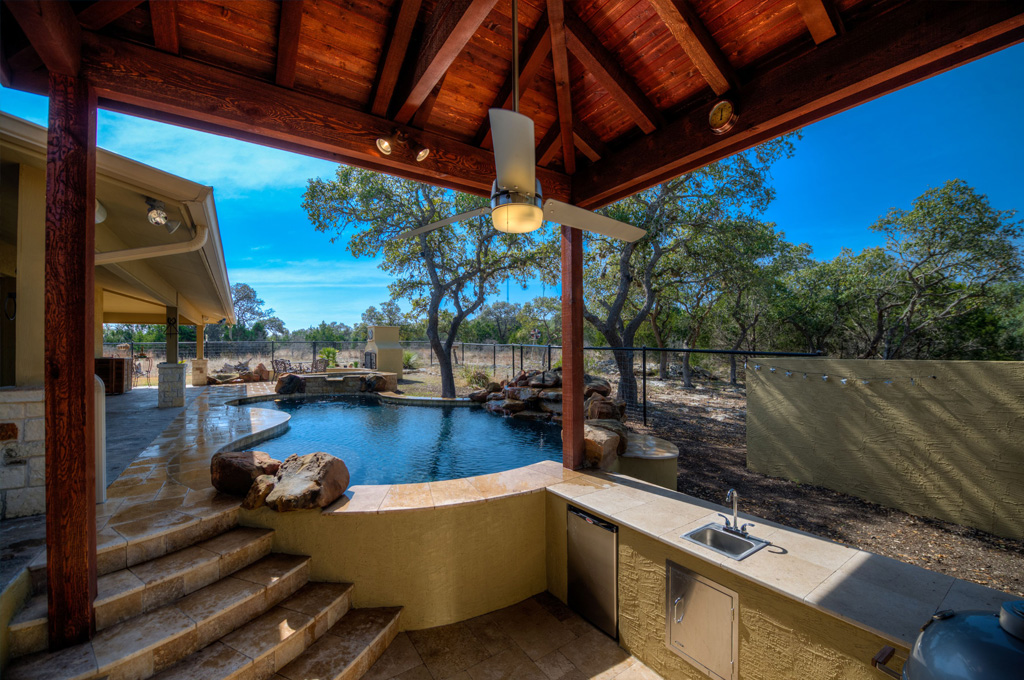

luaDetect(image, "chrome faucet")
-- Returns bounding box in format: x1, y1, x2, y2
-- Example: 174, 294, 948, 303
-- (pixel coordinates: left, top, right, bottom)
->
719, 489, 754, 536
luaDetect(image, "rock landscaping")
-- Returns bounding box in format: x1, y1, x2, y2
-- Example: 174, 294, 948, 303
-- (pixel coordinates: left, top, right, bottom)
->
207, 361, 272, 385
211, 449, 350, 512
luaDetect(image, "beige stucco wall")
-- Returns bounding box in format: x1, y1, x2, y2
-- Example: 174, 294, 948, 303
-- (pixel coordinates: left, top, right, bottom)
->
15, 164, 44, 387
239, 490, 548, 631
545, 493, 907, 680
747, 359, 1024, 540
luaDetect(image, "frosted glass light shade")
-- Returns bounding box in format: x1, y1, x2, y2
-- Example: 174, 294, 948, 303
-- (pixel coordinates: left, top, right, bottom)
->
491, 203, 543, 234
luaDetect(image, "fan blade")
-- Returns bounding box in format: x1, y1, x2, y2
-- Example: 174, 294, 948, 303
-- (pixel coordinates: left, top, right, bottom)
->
395, 207, 492, 240
489, 108, 536, 194
543, 200, 646, 242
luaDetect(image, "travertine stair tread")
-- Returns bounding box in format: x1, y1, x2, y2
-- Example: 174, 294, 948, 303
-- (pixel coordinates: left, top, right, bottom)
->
8, 528, 274, 658
150, 582, 354, 680
275, 607, 402, 680
5, 553, 311, 680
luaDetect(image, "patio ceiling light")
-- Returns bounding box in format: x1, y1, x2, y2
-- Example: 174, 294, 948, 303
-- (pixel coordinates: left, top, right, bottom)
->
376, 137, 392, 155
146, 197, 182, 235
416, 147, 430, 162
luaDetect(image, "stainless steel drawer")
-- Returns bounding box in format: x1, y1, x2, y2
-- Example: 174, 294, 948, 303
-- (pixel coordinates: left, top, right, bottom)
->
665, 561, 738, 680
567, 506, 618, 638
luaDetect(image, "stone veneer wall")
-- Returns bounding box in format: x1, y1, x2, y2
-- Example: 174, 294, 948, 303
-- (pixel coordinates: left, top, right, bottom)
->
157, 362, 186, 408
0, 387, 45, 519
747, 359, 1024, 540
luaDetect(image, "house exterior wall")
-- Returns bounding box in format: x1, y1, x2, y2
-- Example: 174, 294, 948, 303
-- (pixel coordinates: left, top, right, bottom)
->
0, 386, 45, 519
15, 165, 44, 387
747, 359, 1024, 540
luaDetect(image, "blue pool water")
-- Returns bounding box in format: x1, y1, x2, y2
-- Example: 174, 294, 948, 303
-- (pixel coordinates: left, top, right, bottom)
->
248, 396, 562, 485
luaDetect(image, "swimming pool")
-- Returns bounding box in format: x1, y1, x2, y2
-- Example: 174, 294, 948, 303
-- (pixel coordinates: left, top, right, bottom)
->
247, 396, 562, 485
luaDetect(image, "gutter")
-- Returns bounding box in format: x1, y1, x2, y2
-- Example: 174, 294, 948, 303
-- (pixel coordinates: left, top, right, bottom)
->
94, 220, 208, 265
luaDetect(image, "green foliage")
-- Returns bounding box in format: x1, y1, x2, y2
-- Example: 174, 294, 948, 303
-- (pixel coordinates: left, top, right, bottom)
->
402, 350, 419, 369
459, 365, 492, 388
318, 347, 338, 367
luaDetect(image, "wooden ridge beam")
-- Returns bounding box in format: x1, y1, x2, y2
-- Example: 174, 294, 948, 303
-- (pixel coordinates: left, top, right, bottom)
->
573, 1, 1024, 209
563, 7, 663, 134
537, 122, 561, 166
275, 0, 304, 88
796, 0, 843, 44
572, 123, 606, 163
647, 0, 736, 95
149, 0, 179, 55
412, 72, 446, 129
74, 0, 144, 31
394, 0, 498, 124
474, 13, 552, 148
5, 0, 81, 76
79, 33, 571, 201
547, 0, 574, 174
371, 0, 423, 117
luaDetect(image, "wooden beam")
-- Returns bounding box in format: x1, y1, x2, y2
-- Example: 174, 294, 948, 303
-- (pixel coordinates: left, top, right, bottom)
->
563, 7, 663, 134
275, 0, 304, 88
547, 0, 574, 174
795, 0, 843, 44
647, 0, 736, 95
560, 224, 584, 470
79, 33, 571, 201
44, 70, 97, 647
572, 123, 606, 163
537, 122, 561, 166
5, 0, 81, 76
412, 72, 445, 129
371, 0, 422, 117
474, 13, 552, 148
74, 0, 143, 31
149, 0, 179, 54
574, 0, 1024, 209
394, 0, 499, 124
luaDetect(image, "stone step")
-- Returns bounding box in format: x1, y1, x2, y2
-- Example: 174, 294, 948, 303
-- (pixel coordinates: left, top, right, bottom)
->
274, 607, 402, 680
8, 528, 275, 659
5, 553, 311, 680
149, 582, 354, 680
28, 490, 242, 593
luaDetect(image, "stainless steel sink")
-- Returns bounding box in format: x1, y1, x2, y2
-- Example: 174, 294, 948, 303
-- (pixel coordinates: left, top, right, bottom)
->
682, 523, 769, 561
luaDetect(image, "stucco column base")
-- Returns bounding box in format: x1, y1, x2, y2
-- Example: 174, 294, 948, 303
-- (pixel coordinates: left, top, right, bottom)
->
157, 362, 186, 408
191, 359, 209, 387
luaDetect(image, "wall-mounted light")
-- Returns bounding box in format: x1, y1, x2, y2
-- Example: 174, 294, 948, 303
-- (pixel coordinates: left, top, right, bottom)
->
376, 138, 393, 155
415, 148, 430, 162
146, 197, 182, 234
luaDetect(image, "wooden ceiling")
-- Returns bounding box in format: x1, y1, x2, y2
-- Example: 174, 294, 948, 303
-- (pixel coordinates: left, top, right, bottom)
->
2, 0, 1023, 208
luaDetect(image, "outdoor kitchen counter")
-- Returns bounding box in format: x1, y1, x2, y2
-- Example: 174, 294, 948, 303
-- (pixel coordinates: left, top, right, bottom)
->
545, 470, 1014, 648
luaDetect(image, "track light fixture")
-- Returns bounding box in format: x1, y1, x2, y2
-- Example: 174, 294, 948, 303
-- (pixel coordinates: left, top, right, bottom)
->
375, 131, 431, 162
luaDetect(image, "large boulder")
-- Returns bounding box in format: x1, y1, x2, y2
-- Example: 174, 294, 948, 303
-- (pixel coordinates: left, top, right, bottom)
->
468, 389, 491, 403
505, 386, 539, 402
255, 363, 271, 382
512, 410, 551, 422
485, 382, 502, 394
242, 474, 276, 510
585, 394, 626, 420
211, 450, 281, 497
539, 400, 563, 415
265, 452, 350, 512
528, 371, 561, 388
275, 373, 306, 395
362, 375, 388, 392
485, 398, 526, 415
580, 424, 620, 470
486, 391, 506, 402
538, 388, 563, 402
586, 419, 630, 454
584, 374, 612, 397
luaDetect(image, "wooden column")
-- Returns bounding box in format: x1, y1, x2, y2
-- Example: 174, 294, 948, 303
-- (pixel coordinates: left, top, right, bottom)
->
165, 306, 178, 363
196, 324, 205, 360
560, 224, 584, 469
44, 71, 97, 647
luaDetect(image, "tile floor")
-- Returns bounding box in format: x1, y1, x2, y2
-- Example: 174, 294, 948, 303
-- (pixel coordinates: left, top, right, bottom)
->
363, 593, 661, 680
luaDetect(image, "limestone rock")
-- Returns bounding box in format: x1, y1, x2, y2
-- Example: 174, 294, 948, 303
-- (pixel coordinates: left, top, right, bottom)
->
539, 400, 563, 415
468, 389, 491, 403
586, 419, 630, 454
265, 452, 350, 512
255, 363, 271, 382
512, 410, 551, 422
242, 474, 276, 509
485, 382, 502, 394
583, 424, 620, 470
528, 371, 561, 388
538, 388, 563, 402
362, 375, 387, 392
504, 386, 539, 402
585, 394, 626, 420
486, 391, 506, 402
211, 450, 281, 497
485, 398, 526, 415
584, 374, 612, 397
275, 373, 306, 395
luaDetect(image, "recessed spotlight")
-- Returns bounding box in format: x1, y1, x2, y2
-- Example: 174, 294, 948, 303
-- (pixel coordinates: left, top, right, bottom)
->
416, 148, 430, 162
376, 138, 392, 155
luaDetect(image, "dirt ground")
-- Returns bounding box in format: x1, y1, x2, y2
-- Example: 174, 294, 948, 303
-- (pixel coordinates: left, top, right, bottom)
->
402, 364, 1023, 597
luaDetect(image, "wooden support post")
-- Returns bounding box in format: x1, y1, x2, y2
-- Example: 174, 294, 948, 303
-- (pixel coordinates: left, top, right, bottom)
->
165, 306, 178, 363
196, 324, 205, 360
560, 224, 584, 470
44, 71, 97, 647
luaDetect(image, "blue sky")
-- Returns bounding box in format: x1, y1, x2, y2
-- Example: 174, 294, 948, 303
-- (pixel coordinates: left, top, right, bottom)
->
2, 42, 1021, 330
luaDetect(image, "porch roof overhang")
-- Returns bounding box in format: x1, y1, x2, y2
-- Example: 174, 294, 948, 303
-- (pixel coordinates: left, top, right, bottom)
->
0, 111, 235, 326
1, 0, 1021, 209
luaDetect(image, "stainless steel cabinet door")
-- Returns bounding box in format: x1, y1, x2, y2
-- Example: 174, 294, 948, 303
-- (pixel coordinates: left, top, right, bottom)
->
666, 561, 738, 680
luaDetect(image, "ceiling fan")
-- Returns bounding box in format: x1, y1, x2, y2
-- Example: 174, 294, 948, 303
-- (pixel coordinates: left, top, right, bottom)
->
395, 0, 644, 243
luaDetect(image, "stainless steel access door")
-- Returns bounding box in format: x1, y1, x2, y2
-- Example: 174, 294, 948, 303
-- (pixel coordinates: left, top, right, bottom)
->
567, 505, 618, 638
666, 560, 738, 680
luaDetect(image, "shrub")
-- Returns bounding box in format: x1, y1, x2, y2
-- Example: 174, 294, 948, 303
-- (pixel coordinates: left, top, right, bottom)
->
460, 365, 492, 388
402, 350, 419, 369
318, 347, 338, 367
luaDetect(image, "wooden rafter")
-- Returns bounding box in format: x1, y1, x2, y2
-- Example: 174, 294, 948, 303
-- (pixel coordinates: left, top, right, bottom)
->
275, 0, 304, 88
537, 122, 561, 166
78, 33, 571, 202
371, 0, 422, 117
646, 0, 736, 95
474, 13, 552, 148
563, 7, 663, 134
795, 0, 844, 44
572, 124, 606, 163
74, 0, 144, 31
393, 0, 498, 124
573, 0, 1024, 209
547, 0, 574, 174
412, 72, 445, 129
5, 0, 81, 76
149, 0, 180, 55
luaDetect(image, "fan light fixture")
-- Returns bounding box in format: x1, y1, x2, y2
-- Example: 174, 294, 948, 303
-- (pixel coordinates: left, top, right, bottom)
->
376, 137, 392, 155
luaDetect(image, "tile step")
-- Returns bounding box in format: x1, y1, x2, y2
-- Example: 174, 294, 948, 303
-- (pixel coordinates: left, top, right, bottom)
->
150, 582, 354, 680
274, 607, 402, 680
9, 528, 275, 659
5, 553, 311, 680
